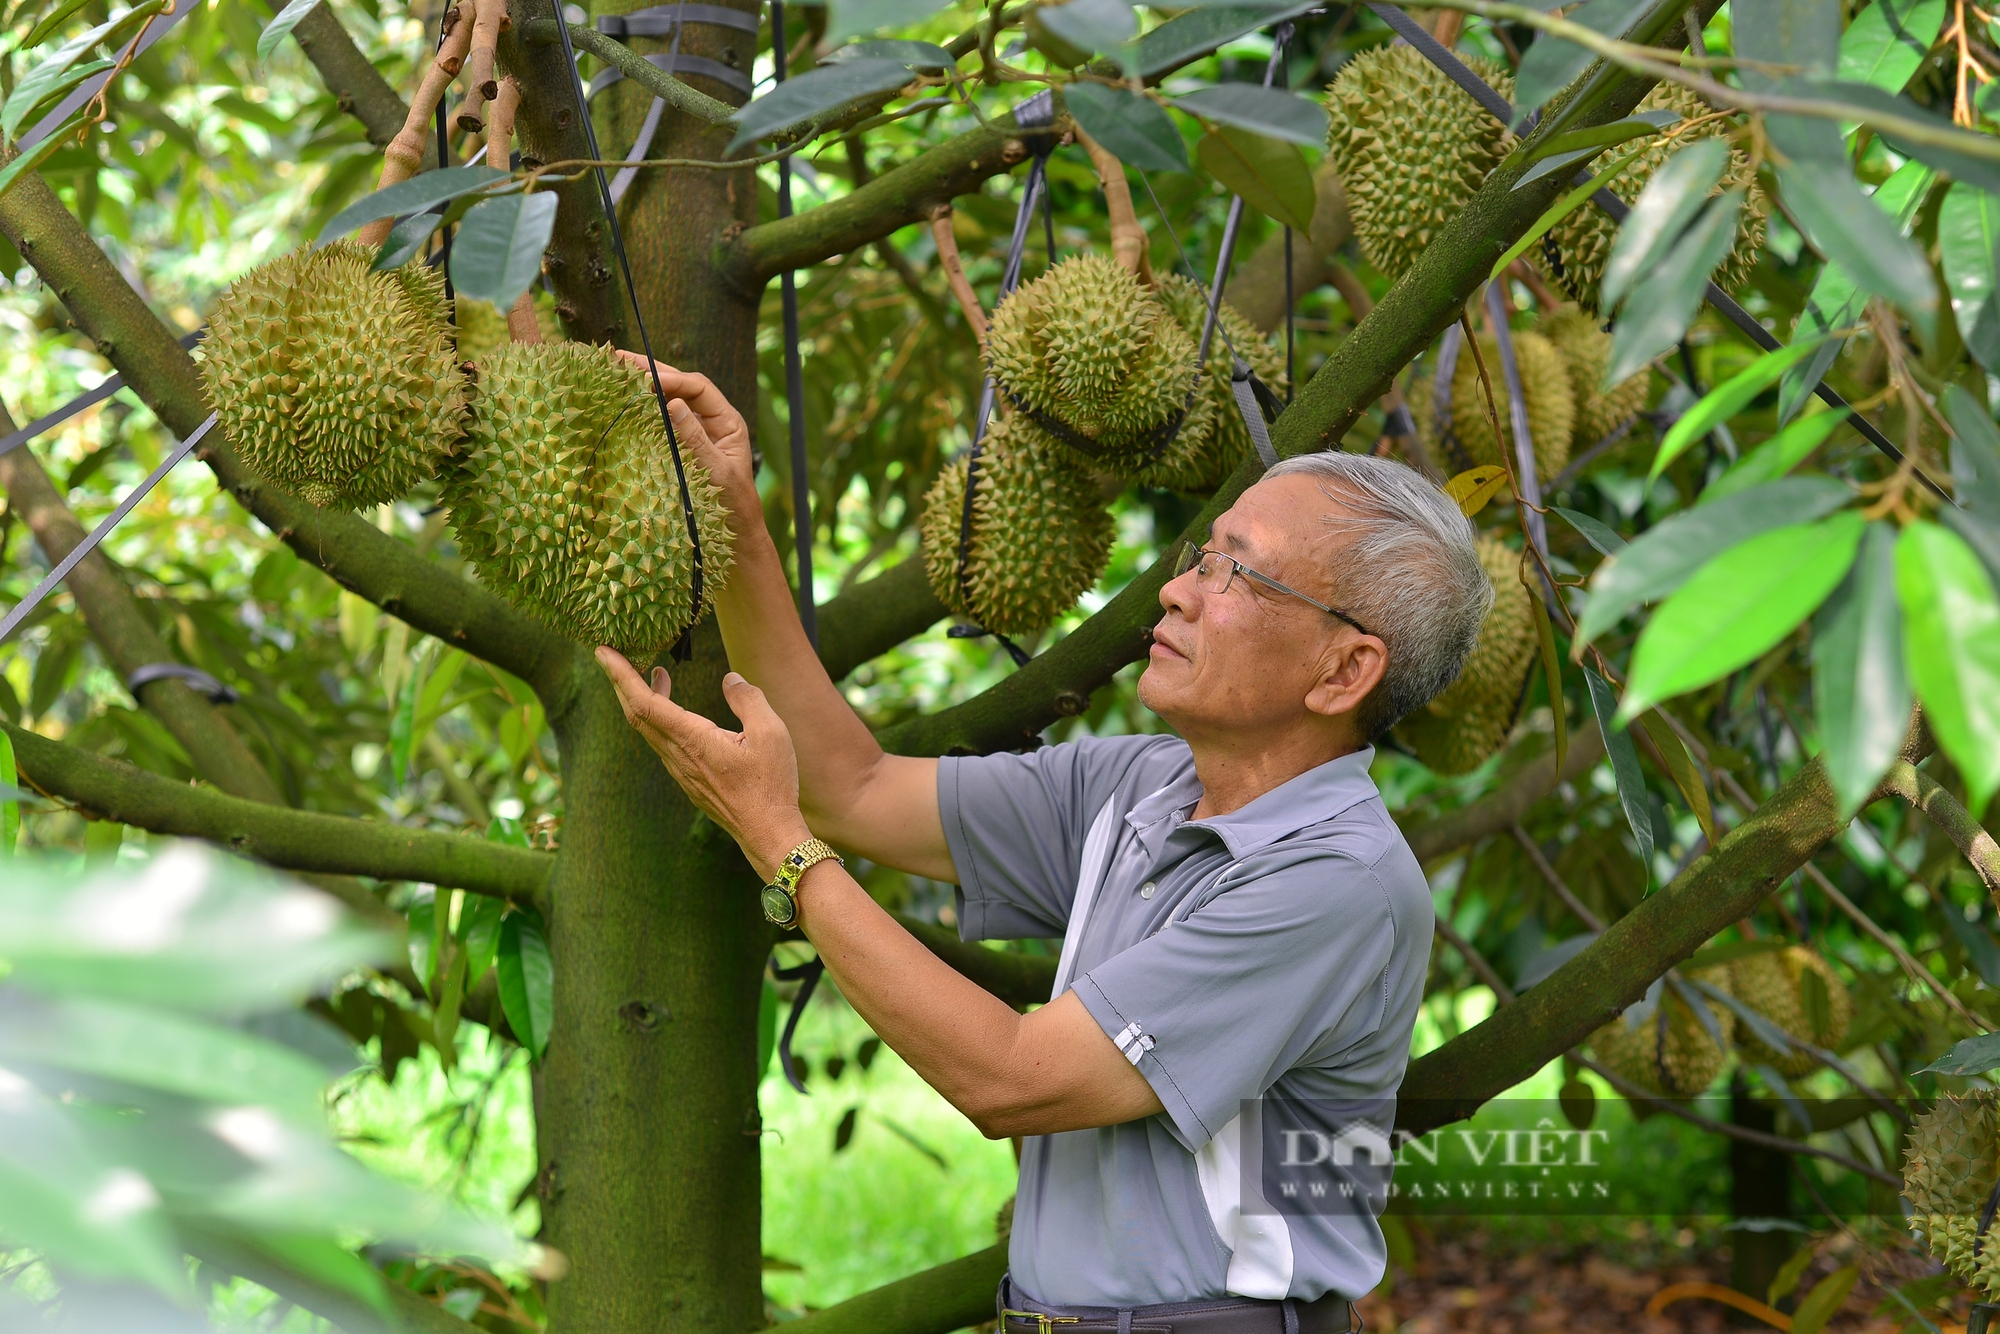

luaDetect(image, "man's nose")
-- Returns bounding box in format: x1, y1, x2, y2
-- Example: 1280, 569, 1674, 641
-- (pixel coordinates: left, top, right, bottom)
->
1159, 565, 1199, 618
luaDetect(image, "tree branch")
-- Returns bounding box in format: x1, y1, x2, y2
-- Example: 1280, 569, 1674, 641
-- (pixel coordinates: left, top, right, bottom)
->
719, 114, 1042, 294
814, 558, 946, 682
0, 422, 285, 804
1882, 758, 2000, 899
1402, 724, 1605, 864
0, 172, 575, 702
774, 1244, 1006, 1334
522, 18, 735, 124
7, 724, 554, 908
271, 0, 418, 154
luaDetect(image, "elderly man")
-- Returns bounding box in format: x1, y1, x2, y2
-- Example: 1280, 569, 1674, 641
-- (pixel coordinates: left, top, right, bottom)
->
597, 362, 1493, 1334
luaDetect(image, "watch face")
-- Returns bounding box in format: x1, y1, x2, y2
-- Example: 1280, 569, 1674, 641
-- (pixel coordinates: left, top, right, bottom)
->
760, 883, 797, 926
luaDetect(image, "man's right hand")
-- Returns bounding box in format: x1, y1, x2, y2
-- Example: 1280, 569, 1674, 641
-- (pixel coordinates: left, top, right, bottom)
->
614, 353, 756, 511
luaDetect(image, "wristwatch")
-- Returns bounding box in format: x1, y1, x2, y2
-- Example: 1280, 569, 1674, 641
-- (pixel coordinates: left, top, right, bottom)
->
760, 838, 843, 927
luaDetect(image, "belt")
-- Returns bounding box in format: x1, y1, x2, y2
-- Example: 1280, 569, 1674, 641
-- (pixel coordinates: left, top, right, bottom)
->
997, 1276, 1357, 1334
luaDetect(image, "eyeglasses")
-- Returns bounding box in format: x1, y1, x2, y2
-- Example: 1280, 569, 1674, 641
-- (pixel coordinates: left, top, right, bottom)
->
1171, 541, 1373, 638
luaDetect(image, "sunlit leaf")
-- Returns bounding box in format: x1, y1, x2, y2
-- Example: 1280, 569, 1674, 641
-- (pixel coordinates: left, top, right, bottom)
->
0, 730, 15, 858
1619, 511, 1864, 722
21, 0, 97, 51
1175, 83, 1326, 147
1651, 334, 1831, 483
1811, 522, 1910, 815
1, 0, 167, 141
725, 59, 911, 153
257, 0, 323, 61
1896, 520, 2000, 808
1837, 0, 1946, 92
1443, 465, 1509, 518
1064, 82, 1188, 172
1699, 410, 1847, 505
1576, 477, 1852, 645
1196, 127, 1313, 233
1584, 667, 1654, 883
450, 193, 559, 312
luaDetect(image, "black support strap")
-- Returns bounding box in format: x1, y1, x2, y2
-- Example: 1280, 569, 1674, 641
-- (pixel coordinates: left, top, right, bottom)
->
772, 954, 825, 1095
0, 330, 205, 464
128, 662, 239, 703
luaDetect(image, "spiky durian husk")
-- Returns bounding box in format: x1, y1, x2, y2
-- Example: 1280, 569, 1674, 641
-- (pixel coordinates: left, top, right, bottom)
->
1727, 946, 1853, 1078
985, 254, 1198, 469
1326, 44, 1515, 282
1129, 275, 1289, 492
1538, 303, 1650, 450
1906, 1091, 2000, 1296
198, 241, 466, 510
1536, 84, 1767, 315
919, 413, 1114, 637
1588, 970, 1735, 1098
1393, 535, 1538, 774
1411, 331, 1576, 485
444, 341, 734, 656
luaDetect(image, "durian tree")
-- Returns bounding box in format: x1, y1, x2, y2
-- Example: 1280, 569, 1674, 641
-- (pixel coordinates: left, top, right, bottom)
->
8, 0, 2000, 1327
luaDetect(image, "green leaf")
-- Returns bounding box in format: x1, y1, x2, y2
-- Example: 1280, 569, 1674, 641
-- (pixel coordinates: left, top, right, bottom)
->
450, 193, 558, 312
824, 0, 950, 43
1600, 139, 1727, 314
1134, 2, 1316, 77
829, 39, 954, 69
406, 894, 437, 991
1606, 188, 1743, 383
1941, 182, 2000, 376
1196, 128, 1313, 233
387, 661, 419, 792
1651, 334, 1832, 483
1584, 667, 1654, 884
1838, 0, 1946, 92
21, 0, 98, 51
1493, 144, 1649, 280
257, 0, 323, 61
1523, 108, 1678, 165
1944, 907, 2000, 987
1034, 0, 1136, 68
758, 975, 779, 1082
1063, 82, 1188, 172
1576, 477, 1852, 645
1917, 1030, 2000, 1074
728, 58, 911, 153
497, 911, 554, 1062
0, 114, 82, 201
2, 0, 166, 140
1175, 84, 1326, 147
1896, 520, 2000, 809
1512, 0, 1651, 123
1811, 522, 1911, 816
373, 211, 441, 271
1820, 78, 2000, 196
1779, 158, 1938, 335
1551, 506, 1626, 557
0, 1098, 182, 1291
314, 163, 507, 246
1619, 512, 1864, 722
459, 893, 506, 991
1946, 383, 2000, 517
1778, 160, 1934, 423
0, 730, 16, 859
244, 1235, 390, 1319
1699, 410, 1847, 505
0, 55, 109, 139
1789, 1265, 1859, 1334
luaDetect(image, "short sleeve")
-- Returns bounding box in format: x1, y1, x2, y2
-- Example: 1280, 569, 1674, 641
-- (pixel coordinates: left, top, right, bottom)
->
1071, 849, 1401, 1154
938, 734, 1181, 942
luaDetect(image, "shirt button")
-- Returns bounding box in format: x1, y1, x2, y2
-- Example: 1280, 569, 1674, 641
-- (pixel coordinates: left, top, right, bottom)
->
1140, 881, 1157, 899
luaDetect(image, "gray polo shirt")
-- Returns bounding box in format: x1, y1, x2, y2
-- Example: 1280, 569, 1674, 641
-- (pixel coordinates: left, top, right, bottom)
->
939, 733, 1431, 1307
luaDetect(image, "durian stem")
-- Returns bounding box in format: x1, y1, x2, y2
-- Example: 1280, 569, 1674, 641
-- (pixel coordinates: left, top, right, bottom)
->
1076, 126, 1153, 284
1430, 8, 1464, 46
927, 205, 988, 343
360, 6, 476, 247
451, 0, 509, 131
1507, 257, 1563, 311
481, 76, 544, 345
1883, 759, 2000, 901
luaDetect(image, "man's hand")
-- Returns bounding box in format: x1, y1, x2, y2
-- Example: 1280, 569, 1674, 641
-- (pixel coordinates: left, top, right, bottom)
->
596, 648, 811, 879
611, 352, 756, 509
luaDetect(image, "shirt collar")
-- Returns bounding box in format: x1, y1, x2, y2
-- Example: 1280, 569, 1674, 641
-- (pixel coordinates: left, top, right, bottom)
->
1124, 747, 1381, 862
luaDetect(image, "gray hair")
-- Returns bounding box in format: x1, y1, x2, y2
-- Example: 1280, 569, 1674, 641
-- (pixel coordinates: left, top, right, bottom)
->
1266, 452, 1493, 741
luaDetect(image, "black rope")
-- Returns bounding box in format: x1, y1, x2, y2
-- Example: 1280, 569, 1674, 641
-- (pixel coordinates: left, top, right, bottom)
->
434, 14, 456, 311
771, 954, 825, 1094
772, 0, 817, 646
1370, 1, 1953, 506
551, 4, 707, 660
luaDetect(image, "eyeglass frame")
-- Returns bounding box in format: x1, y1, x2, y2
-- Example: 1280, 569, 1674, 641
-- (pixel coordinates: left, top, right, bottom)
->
1171, 541, 1374, 640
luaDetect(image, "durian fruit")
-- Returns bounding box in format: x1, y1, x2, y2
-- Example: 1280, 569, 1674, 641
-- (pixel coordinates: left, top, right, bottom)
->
1539, 303, 1650, 451
984, 254, 1198, 473
454, 294, 563, 359
1905, 1090, 2000, 1298
198, 240, 467, 510
1133, 275, 1288, 493
1393, 534, 1538, 773
1588, 970, 1735, 1098
919, 413, 1114, 637
1537, 83, 1767, 314
1410, 330, 1576, 482
1325, 44, 1515, 282
444, 341, 733, 655
1727, 946, 1853, 1077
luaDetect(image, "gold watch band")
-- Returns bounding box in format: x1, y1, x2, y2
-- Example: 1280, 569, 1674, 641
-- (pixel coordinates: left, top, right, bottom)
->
774, 837, 842, 890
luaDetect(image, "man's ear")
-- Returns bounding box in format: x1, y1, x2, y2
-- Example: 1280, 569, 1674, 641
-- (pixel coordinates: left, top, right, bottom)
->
1304, 635, 1388, 720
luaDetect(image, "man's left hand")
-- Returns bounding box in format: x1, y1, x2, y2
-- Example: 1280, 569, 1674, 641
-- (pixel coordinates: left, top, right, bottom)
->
595, 649, 811, 879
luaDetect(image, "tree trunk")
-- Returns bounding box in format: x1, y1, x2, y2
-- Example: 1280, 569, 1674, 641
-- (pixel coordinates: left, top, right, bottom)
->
519, 0, 768, 1326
